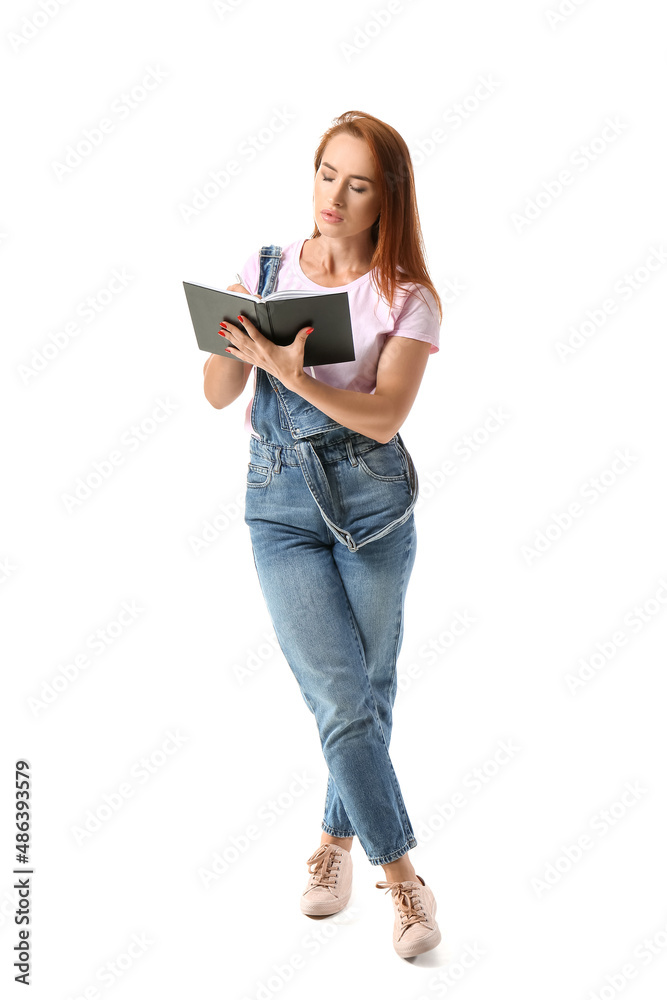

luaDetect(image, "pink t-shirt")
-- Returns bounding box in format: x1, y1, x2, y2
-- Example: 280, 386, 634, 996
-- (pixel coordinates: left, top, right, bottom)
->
238, 237, 440, 437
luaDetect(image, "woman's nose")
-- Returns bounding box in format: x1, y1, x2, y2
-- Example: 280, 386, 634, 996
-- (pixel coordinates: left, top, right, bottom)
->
329, 181, 344, 203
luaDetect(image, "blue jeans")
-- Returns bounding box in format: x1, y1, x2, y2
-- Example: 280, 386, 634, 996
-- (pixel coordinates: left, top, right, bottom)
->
242, 245, 420, 865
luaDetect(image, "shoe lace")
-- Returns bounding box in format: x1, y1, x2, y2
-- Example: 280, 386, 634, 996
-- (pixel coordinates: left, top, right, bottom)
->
375, 880, 427, 929
305, 845, 341, 888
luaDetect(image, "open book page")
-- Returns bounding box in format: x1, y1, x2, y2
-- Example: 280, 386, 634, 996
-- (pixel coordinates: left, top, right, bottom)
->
187, 280, 260, 301
222, 283, 322, 302
231, 273, 322, 302
261, 289, 322, 301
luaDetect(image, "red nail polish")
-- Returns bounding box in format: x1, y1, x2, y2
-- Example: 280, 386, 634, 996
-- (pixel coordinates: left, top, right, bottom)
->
305, 327, 314, 335
225, 347, 231, 352
237, 315, 244, 323
220, 322, 228, 329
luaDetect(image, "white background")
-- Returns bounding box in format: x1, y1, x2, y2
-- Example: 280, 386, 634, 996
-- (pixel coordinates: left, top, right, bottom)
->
2, 0, 666, 997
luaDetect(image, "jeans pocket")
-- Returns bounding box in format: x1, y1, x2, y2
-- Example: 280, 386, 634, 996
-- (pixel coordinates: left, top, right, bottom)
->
356, 441, 409, 483
246, 462, 272, 488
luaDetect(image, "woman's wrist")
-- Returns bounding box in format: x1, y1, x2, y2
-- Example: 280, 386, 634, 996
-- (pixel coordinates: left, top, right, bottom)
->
281, 368, 308, 393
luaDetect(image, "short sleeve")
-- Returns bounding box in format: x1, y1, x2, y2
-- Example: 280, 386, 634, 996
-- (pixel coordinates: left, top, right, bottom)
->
238, 249, 260, 296
386, 284, 440, 354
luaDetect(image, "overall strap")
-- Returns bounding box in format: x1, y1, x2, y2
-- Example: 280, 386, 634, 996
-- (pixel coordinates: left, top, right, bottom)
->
257, 244, 282, 298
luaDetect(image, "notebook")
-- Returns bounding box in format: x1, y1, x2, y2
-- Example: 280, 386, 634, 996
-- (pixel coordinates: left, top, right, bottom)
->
183, 280, 356, 366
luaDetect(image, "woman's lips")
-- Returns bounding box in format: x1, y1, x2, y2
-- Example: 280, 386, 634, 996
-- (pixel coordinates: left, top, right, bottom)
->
321, 210, 343, 222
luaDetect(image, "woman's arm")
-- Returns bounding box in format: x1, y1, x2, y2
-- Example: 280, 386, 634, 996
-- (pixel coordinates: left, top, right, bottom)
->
221, 315, 433, 443
203, 354, 254, 409
202, 282, 256, 409
283, 336, 432, 444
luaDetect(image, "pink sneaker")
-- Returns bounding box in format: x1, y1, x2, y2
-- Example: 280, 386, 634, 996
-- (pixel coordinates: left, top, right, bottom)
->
375, 874, 441, 957
300, 843, 353, 916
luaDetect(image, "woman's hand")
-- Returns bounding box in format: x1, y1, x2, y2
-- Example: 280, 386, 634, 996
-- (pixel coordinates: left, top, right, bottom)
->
220, 313, 314, 388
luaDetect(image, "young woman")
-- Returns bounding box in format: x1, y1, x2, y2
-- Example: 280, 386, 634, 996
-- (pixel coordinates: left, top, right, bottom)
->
203, 110, 443, 958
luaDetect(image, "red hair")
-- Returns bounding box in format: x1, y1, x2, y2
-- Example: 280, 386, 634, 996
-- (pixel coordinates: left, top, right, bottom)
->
309, 110, 443, 324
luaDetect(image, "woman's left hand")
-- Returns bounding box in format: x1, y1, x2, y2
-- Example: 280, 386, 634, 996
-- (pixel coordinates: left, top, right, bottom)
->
221, 314, 313, 387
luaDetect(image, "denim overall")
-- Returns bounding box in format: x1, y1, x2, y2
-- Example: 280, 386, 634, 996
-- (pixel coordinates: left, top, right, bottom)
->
243, 244, 419, 865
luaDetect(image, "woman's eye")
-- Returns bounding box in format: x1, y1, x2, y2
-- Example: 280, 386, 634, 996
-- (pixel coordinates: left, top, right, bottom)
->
322, 175, 366, 194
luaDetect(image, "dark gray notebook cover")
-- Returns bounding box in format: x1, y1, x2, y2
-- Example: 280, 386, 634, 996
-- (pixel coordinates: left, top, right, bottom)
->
183, 281, 356, 367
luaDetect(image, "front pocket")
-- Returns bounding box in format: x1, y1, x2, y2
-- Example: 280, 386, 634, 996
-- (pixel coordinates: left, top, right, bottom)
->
246, 462, 272, 488
356, 441, 409, 483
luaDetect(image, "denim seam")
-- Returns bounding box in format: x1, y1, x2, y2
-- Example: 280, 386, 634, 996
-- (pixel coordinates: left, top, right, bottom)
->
321, 821, 357, 838
323, 771, 354, 835
366, 835, 419, 866
340, 596, 387, 750
387, 525, 415, 705
323, 773, 332, 822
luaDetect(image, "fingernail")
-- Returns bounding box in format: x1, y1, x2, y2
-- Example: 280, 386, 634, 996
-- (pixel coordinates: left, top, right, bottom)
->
225, 347, 231, 352
237, 315, 244, 323
220, 322, 228, 329
305, 327, 314, 335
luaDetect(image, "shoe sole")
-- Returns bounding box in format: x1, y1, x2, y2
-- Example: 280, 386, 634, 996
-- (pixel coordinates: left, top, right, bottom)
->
300, 888, 352, 916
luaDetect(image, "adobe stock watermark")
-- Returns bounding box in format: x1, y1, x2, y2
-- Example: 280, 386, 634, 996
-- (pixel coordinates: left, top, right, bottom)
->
438, 276, 468, 309
0, 556, 17, 587
239, 906, 359, 1000
70, 731, 189, 846
339, 0, 422, 64
18, 268, 134, 385
564, 576, 667, 695
0, 885, 18, 930
511, 117, 628, 233
188, 485, 246, 554
198, 771, 316, 888
233, 629, 282, 684
520, 447, 638, 566
410, 75, 501, 168
397, 611, 477, 694
530, 780, 648, 897
415, 739, 521, 845
545, 0, 593, 29
178, 107, 296, 223
414, 942, 486, 998
584, 912, 667, 1000
27, 600, 145, 717
60, 397, 179, 513
7, 0, 73, 53
63, 932, 153, 999
414, 405, 511, 511
554, 245, 667, 361
212, 0, 250, 16
52, 66, 169, 179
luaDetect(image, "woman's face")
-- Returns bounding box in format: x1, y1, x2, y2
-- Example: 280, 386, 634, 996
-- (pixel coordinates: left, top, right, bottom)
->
313, 133, 381, 240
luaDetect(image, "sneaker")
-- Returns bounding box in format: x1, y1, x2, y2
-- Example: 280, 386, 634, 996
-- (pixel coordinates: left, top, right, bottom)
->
375, 875, 441, 957
300, 843, 353, 916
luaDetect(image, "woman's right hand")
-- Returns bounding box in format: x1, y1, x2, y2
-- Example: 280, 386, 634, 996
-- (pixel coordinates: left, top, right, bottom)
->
223, 284, 261, 356
203, 283, 260, 380
226, 282, 261, 299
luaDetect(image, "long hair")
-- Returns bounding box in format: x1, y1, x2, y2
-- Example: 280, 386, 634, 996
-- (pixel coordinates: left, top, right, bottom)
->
308, 110, 443, 324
